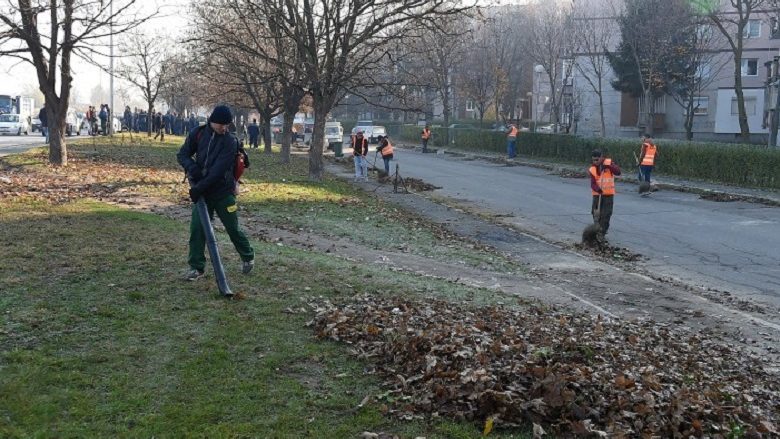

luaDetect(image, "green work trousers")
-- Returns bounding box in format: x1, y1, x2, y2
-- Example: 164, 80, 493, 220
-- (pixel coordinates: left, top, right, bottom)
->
188, 194, 254, 271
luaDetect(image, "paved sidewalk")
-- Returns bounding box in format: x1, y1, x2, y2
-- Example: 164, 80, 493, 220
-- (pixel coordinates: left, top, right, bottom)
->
396, 142, 780, 206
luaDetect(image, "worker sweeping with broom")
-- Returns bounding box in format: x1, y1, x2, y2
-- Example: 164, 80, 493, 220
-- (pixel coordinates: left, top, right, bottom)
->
585, 149, 621, 244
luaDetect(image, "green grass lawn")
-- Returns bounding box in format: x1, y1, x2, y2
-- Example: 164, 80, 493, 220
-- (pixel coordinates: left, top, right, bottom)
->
0, 136, 530, 438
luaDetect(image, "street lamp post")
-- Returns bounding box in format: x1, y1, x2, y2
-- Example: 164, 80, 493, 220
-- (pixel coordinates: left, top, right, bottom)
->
533, 65, 544, 132
109, 0, 114, 135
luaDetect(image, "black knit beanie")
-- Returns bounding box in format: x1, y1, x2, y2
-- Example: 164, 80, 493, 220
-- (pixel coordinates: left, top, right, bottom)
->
209, 105, 233, 124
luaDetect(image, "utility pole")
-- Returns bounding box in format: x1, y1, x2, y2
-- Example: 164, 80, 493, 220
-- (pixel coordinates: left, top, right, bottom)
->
109, 0, 114, 135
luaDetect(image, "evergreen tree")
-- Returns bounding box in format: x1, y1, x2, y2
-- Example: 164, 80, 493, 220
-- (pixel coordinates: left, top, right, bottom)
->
606, 0, 695, 134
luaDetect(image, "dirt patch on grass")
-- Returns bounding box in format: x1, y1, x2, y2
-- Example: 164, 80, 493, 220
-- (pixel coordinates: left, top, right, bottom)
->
404, 177, 441, 192
700, 192, 741, 202
572, 242, 643, 262
549, 169, 588, 179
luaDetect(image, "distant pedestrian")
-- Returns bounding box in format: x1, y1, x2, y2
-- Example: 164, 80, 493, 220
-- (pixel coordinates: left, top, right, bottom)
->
38, 105, 48, 142
506, 123, 518, 159
639, 134, 658, 195
123, 106, 132, 132
247, 118, 260, 149
421, 125, 431, 153
589, 150, 622, 242
376, 135, 394, 174
351, 130, 369, 181
154, 112, 165, 141
98, 104, 108, 135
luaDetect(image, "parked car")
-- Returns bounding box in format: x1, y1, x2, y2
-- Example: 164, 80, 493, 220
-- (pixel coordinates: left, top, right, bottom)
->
350, 119, 374, 137
65, 110, 78, 136
112, 117, 122, 133
324, 121, 344, 150
369, 125, 386, 143
0, 114, 30, 135
31, 117, 41, 133
536, 123, 561, 133
447, 123, 477, 130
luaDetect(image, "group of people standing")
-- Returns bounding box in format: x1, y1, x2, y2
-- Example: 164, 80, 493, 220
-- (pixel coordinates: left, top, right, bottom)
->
83, 104, 111, 136
122, 107, 200, 138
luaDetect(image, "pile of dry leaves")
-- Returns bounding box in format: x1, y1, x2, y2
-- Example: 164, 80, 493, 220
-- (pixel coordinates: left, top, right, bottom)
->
310, 296, 779, 437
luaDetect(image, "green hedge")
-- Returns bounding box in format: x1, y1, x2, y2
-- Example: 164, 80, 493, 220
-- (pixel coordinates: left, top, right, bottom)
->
398, 128, 780, 189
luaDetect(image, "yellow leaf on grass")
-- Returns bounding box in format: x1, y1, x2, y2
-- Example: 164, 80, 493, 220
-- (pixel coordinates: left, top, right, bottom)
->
482, 416, 494, 436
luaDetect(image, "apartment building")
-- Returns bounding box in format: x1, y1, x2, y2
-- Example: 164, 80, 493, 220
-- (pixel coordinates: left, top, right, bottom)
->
566, 5, 780, 142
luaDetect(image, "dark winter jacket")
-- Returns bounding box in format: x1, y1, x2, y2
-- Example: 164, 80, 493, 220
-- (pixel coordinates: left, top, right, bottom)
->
38, 107, 48, 128
177, 125, 239, 201
247, 123, 260, 139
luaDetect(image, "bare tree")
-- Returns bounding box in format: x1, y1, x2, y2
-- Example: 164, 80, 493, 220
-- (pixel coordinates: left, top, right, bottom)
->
458, 22, 494, 128
409, 16, 469, 141
484, 8, 527, 124
261, 0, 472, 180
666, 22, 729, 140
114, 33, 172, 136
190, 0, 306, 163
525, 1, 576, 132
571, 2, 616, 137
0, 1, 155, 165
708, 0, 766, 141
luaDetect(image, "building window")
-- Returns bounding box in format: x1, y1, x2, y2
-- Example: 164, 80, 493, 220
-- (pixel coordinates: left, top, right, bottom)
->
731, 97, 757, 116
690, 97, 709, 115
465, 100, 475, 111
741, 58, 758, 76
743, 19, 761, 39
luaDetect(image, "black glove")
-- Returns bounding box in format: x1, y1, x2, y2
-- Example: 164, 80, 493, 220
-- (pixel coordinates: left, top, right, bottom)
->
189, 167, 203, 182
189, 187, 202, 203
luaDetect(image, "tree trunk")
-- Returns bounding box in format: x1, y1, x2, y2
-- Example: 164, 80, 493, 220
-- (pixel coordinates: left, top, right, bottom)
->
147, 104, 154, 137
309, 98, 329, 181
281, 108, 295, 164
685, 103, 694, 141
644, 90, 655, 136
598, 82, 606, 137
263, 117, 273, 154
733, 55, 750, 141
442, 89, 451, 145
49, 115, 67, 166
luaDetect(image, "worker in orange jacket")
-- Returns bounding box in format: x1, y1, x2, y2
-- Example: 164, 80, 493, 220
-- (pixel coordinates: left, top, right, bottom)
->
376, 135, 394, 174
639, 134, 658, 195
421, 125, 431, 153
590, 149, 622, 240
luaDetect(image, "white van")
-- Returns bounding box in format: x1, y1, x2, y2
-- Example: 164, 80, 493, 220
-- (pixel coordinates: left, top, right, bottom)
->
325, 121, 344, 148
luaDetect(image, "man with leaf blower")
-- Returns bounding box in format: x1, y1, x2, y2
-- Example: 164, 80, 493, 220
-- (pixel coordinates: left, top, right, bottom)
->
590, 149, 621, 242
177, 104, 254, 282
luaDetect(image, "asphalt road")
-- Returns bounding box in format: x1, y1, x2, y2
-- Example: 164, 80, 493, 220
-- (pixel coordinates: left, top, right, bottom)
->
390, 147, 780, 307
0, 132, 89, 157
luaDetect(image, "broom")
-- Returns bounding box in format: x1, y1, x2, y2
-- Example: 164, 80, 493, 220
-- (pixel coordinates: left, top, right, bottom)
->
582, 194, 602, 244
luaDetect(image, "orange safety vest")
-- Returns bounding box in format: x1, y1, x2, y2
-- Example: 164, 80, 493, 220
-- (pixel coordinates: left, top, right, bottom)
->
507, 126, 518, 138
380, 140, 394, 157
352, 135, 368, 156
641, 143, 657, 166
590, 164, 615, 196
422, 128, 430, 140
